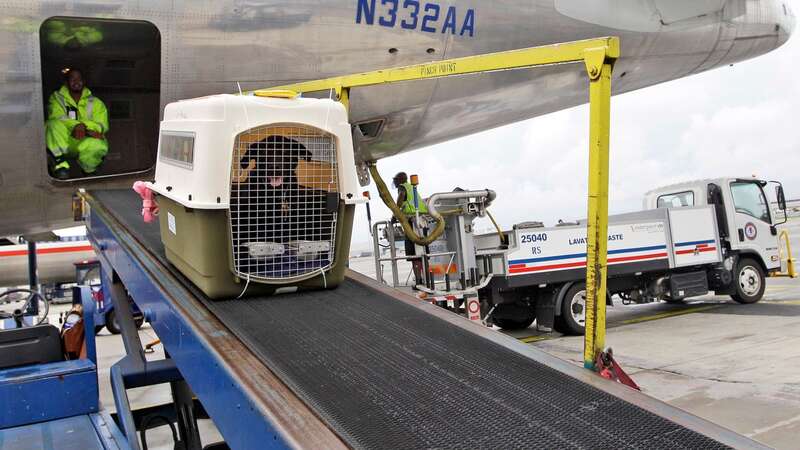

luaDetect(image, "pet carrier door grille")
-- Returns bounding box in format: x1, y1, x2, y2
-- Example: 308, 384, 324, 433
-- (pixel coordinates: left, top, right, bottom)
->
229, 124, 339, 282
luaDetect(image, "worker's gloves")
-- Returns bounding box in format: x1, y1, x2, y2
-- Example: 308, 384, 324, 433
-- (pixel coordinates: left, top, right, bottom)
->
72, 123, 87, 140
71, 124, 103, 140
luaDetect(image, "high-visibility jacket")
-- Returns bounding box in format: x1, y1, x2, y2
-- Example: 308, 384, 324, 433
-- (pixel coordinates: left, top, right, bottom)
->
48, 85, 109, 134
400, 181, 428, 215
45, 86, 109, 173
43, 20, 103, 47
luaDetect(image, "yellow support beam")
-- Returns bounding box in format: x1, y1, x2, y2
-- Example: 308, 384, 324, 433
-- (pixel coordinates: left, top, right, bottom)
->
258, 37, 619, 95
259, 36, 619, 370
583, 61, 613, 369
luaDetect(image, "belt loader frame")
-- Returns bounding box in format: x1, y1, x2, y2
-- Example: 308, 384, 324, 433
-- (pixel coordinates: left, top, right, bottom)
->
264, 36, 620, 369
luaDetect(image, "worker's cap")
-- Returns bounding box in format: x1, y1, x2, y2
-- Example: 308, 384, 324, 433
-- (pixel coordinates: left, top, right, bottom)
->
61, 67, 82, 77
61, 67, 86, 85
392, 172, 407, 181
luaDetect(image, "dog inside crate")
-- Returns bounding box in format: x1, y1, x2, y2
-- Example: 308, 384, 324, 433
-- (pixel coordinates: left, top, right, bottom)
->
230, 128, 339, 280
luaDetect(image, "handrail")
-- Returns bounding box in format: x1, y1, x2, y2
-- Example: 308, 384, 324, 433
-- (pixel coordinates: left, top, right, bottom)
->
774, 229, 798, 278
258, 37, 620, 101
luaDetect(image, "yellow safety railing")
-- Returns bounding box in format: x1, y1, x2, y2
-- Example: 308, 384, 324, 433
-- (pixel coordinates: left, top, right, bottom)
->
260, 37, 620, 369
772, 229, 798, 278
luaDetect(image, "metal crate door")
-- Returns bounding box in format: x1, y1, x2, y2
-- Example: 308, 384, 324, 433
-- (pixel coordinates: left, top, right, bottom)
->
229, 125, 339, 282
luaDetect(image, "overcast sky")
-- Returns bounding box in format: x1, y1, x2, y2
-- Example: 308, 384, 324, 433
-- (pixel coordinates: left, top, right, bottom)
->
350, 4, 800, 250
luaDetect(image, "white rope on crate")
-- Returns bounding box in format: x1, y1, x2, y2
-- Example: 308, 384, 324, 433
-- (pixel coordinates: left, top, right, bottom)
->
236, 273, 251, 299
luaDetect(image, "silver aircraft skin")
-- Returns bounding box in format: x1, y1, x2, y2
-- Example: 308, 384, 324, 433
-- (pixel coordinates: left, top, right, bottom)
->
0, 0, 795, 237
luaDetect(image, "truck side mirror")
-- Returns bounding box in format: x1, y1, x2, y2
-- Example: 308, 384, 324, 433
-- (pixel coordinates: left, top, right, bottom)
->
776, 185, 787, 211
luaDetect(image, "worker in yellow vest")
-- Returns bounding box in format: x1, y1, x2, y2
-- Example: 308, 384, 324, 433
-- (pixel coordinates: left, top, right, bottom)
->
393, 172, 428, 287
45, 68, 109, 179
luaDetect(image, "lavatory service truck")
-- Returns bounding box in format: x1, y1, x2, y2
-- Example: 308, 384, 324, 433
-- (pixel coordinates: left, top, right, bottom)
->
412, 177, 791, 335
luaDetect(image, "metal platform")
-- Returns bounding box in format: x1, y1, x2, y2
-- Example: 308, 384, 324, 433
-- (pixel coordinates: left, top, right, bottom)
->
85, 189, 767, 449
0, 413, 127, 450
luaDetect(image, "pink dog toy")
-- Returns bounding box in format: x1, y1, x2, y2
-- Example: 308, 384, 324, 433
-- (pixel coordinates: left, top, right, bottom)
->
132, 181, 159, 223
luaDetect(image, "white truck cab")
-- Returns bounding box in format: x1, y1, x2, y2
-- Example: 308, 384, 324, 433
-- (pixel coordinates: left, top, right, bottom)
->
644, 177, 786, 276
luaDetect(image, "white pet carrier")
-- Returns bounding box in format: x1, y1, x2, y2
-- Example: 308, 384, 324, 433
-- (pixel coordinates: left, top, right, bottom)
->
147, 93, 362, 298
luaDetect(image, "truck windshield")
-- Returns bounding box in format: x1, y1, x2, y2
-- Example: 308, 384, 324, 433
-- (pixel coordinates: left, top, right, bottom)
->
730, 182, 770, 223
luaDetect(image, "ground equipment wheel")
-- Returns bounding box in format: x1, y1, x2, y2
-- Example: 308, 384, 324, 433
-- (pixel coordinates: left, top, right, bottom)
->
104, 309, 121, 334
104, 309, 146, 335
557, 283, 586, 335
731, 258, 765, 304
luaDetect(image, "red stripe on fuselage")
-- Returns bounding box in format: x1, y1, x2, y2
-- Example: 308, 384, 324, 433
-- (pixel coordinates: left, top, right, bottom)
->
0, 244, 93, 258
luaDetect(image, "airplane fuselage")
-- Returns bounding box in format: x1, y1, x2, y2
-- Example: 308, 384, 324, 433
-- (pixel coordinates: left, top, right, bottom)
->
0, 0, 794, 236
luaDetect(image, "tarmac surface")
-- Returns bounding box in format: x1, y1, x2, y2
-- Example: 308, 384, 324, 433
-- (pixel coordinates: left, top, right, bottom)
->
38, 217, 800, 449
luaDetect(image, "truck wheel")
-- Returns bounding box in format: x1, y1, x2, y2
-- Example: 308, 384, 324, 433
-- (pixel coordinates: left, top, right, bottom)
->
731, 258, 765, 304
493, 316, 535, 331
491, 304, 535, 331
558, 283, 586, 335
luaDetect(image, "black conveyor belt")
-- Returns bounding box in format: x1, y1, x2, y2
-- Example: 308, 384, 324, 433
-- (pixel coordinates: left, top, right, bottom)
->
93, 190, 733, 450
